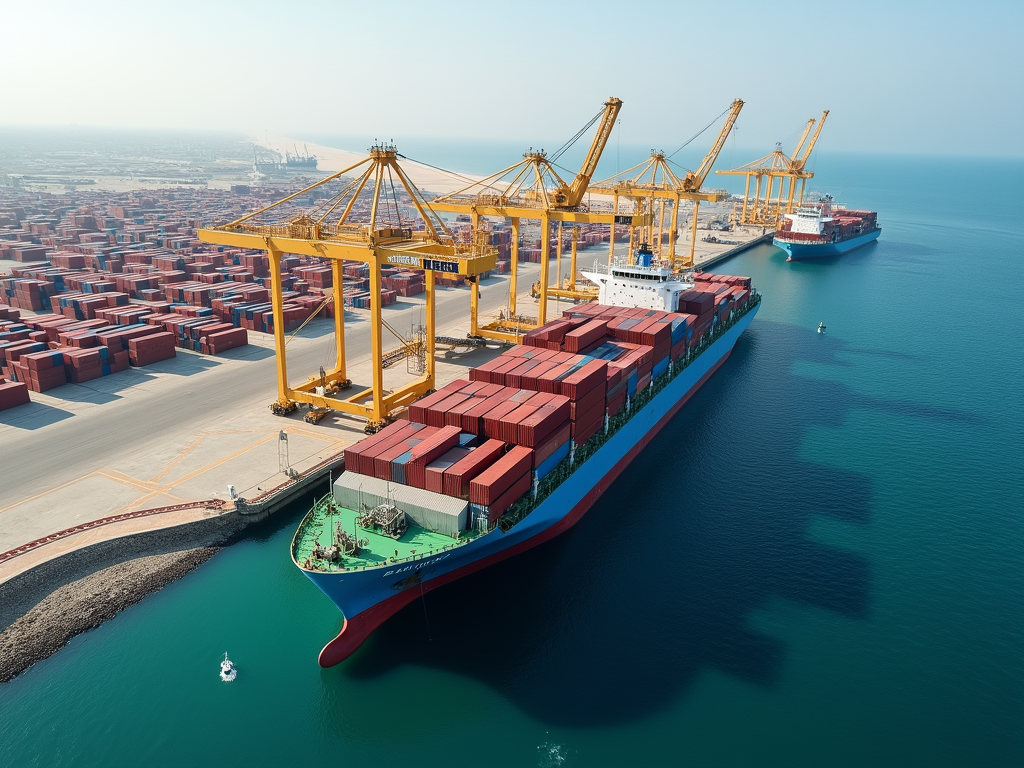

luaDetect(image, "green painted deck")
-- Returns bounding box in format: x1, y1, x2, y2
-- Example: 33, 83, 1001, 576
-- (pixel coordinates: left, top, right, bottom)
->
292, 496, 477, 573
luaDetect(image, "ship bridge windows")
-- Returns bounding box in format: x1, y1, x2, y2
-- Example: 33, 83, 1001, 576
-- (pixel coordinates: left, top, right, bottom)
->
611, 269, 667, 282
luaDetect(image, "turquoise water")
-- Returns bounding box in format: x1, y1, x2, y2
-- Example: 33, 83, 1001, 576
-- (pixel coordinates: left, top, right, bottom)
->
2, 153, 1023, 767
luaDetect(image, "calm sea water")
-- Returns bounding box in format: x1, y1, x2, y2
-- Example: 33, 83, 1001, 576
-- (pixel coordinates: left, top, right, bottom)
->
2, 152, 1022, 767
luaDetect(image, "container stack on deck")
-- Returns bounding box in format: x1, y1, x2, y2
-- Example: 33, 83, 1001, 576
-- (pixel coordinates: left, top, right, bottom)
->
340, 274, 754, 532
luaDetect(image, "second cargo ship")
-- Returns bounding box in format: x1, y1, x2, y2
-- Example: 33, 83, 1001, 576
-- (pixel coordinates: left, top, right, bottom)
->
773, 195, 880, 260
291, 245, 760, 666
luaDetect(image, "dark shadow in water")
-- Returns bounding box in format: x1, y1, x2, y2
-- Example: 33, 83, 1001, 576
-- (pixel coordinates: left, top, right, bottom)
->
838, 346, 919, 362
333, 319, 942, 726
853, 395, 984, 426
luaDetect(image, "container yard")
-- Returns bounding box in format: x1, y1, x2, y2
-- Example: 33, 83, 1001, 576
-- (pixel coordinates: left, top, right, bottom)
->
0, 184, 450, 410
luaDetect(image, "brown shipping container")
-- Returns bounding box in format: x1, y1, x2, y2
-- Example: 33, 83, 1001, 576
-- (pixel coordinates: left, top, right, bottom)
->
469, 445, 534, 506
425, 446, 472, 494
532, 422, 571, 467
485, 471, 532, 525
442, 439, 506, 498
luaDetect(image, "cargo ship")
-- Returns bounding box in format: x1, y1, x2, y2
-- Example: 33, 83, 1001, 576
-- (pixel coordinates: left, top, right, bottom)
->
773, 196, 879, 260
291, 245, 760, 666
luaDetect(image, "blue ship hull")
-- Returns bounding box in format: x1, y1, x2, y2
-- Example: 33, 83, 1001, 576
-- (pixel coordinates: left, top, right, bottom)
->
299, 305, 759, 665
774, 228, 880, 261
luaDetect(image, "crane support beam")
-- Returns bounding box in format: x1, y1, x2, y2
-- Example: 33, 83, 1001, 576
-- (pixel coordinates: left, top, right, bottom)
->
428, 204, 648, 225
197, 230, 495, 276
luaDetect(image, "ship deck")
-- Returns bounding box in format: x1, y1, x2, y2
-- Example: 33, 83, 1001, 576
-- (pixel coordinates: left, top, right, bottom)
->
292, 497, 477, 572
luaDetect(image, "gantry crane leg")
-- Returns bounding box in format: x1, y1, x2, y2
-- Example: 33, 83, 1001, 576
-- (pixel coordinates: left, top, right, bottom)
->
688, 200, 701, 269
330, 259, 348, 384
267, 243, 294, 414
556, 221, 563, 288
509, 217, 520, 317
669, 200, 679, 264
539, 215, 551, 325
656, 199, 666, 257
425, 269, 436, 382
569, 226, 578, 290
469, 272, 479, 336
742, 175, 752, 224
368, 257, 385, 423
609, 195, 618, 265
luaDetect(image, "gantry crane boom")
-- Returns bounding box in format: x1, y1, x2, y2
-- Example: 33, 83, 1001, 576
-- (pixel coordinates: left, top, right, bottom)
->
682, 98, 744, 192
792, 110, 829, 171
790, 118, 815, 167
558, 98, 623, 208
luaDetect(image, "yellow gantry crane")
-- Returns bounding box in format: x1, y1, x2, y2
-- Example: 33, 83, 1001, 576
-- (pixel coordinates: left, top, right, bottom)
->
430, 97, 645, 342
198, 144, 496, 431
716, 109, 829, 227
589, 98, 744, 270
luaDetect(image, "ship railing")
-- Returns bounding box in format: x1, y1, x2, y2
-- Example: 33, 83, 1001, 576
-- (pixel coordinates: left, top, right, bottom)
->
497, 292, 760, 533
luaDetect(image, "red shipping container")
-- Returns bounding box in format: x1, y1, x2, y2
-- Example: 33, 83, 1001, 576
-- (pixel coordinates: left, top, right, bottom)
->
481, 391, 534, 438
469, 445, 534, 506
374, 436, 425, 481
573, 414, 604, 446
405, 425, 463, 489
408, 380, 467, 423
484, 471, 532, 525
442, 439, 506, 498
460, 388, 513, 435
570, 385, 606, 421
558, 358, 608, 400
532, 421, 571, 468
424, 447, 472, 495
0, 379, 31, 411
515, 401, 570, 447
344, 421, 417, 475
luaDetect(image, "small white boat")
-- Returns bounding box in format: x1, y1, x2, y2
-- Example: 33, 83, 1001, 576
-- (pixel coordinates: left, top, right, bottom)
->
219, 653, 237, 682
817, 322, 827, 334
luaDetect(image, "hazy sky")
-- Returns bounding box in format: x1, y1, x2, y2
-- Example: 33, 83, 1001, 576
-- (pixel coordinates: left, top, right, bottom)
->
2, 0, 1021, 157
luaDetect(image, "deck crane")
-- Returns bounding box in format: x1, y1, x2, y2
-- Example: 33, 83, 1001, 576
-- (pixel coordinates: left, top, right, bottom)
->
198, 144, 496, 432
429, 97, 646, 342
716, 109, 829, 227
589, 98, 744, 270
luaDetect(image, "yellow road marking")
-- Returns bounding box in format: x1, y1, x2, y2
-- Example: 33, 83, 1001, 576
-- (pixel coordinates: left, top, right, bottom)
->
166, 433, 280, 487
0, 471, 104, 516
150, 433, 208, 482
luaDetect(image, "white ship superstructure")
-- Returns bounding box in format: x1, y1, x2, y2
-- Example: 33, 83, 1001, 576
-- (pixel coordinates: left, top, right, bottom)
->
581, 244, 695, 312
783, 203, 833, 235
